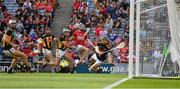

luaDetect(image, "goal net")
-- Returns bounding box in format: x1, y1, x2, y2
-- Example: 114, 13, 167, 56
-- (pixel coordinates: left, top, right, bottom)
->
131, 0, 180, 77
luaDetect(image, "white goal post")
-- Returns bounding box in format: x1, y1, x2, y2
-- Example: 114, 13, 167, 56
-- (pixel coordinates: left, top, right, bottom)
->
129, 0, 180, 78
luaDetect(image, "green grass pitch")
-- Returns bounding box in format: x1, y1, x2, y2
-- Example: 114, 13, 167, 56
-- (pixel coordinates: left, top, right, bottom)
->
0, 73, 126, 88
0, 73, 180, 89
115, 77, 180, 89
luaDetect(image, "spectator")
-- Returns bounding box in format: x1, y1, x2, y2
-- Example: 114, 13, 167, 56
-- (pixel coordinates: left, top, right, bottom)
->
0, 7, 4, 22
16, 20, 24, 33
95, 24, 103, 38
153, 47, 162, 73
107, 3, 116, 19
74, 19, 83, 28
104, 14, 113, 33
23, 0, 32, 9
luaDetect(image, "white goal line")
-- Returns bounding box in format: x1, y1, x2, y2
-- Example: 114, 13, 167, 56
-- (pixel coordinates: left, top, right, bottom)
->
103, 77, 131, 89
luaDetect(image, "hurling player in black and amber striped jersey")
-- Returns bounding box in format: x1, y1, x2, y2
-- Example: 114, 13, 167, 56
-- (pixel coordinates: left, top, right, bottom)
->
35, 29, 56, 68
2, 19, 36, 73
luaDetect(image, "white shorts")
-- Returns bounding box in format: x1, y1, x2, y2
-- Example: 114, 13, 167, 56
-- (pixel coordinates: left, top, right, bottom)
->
75, 45, 83, 52
3, 48, 15, 57
42, 48, 52, 55
91, 53, 103, 65
56, 49, 66, 58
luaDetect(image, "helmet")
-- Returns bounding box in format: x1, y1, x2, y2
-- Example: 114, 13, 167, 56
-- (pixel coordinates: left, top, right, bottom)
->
63, 28, 70, 32
99, 36, 109, 44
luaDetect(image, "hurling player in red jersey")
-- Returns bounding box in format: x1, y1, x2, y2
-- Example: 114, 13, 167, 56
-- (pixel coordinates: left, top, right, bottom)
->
71, 24, 89, 66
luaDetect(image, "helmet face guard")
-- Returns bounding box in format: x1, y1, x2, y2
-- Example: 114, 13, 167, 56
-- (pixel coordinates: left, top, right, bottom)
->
100, 40, 108, 44
99, 36, 109, 44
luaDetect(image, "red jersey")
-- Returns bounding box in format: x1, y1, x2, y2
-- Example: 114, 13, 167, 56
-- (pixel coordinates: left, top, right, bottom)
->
47, 0, 54, 2
100, 7, 107, 14
73, 30, 87, 46
120, 47, 128, 53
120, 53, 129, 63
45, 5, 53, 13
36, 3, 46, 10
37, 20, 48, 25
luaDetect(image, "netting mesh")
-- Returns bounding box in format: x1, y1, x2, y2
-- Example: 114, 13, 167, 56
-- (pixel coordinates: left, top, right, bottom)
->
138, 0, 179, 76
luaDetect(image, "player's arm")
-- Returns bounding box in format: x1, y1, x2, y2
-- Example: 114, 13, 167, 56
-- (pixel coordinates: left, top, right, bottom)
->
61, 41, 67, 47
2, 34, 17, 48
55, 40, 59, 53
95, 46, 103, 55
61, 41, 73, 49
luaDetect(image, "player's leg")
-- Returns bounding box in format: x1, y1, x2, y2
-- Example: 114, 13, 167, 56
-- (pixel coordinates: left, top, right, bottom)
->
35, 48, 49, 67
55, 49, 66, 67
55, 56, 60, 67
52, 56, 60, 72
8, 50, 35, 73
88, 54, 102, 73
12, 50, 29, 66
89, 63, 101, 72
68, 60, 75, 73
65, 52, 75, 73
88, 57, 96, 67
76, 45, 89, 65
44, 53, 55, 66
45, 54, 54, 63
10, 58, 19, 68
42, 48, 55, 66
55, 49, 60, 66
35, 52, 54, 69
7, 58, 19, 73
52, 49, 62, 72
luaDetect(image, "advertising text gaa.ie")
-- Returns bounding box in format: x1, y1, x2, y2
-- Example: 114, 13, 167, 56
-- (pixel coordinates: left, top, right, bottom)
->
100, 66, 128, 73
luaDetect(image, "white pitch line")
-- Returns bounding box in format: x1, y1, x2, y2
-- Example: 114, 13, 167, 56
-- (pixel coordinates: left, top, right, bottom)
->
103, 77, 131, 89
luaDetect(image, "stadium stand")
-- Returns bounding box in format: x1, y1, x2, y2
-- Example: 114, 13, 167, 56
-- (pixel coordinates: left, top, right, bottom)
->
0, 0, 58, 62
0, 0, 132, 65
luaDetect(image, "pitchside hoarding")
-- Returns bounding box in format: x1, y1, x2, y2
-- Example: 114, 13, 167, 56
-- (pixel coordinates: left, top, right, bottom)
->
0, 62, 130, 74
74, 64, 129, 74
0, 62, 11, 72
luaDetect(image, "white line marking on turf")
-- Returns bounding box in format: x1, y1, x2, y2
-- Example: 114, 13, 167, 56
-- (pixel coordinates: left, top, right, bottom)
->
103, 77, 131, 89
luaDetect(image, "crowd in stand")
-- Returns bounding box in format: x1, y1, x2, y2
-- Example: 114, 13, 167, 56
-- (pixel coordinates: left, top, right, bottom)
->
66, 0, 131, 63
0, 0, 58, 58
0, 0, 131, 64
